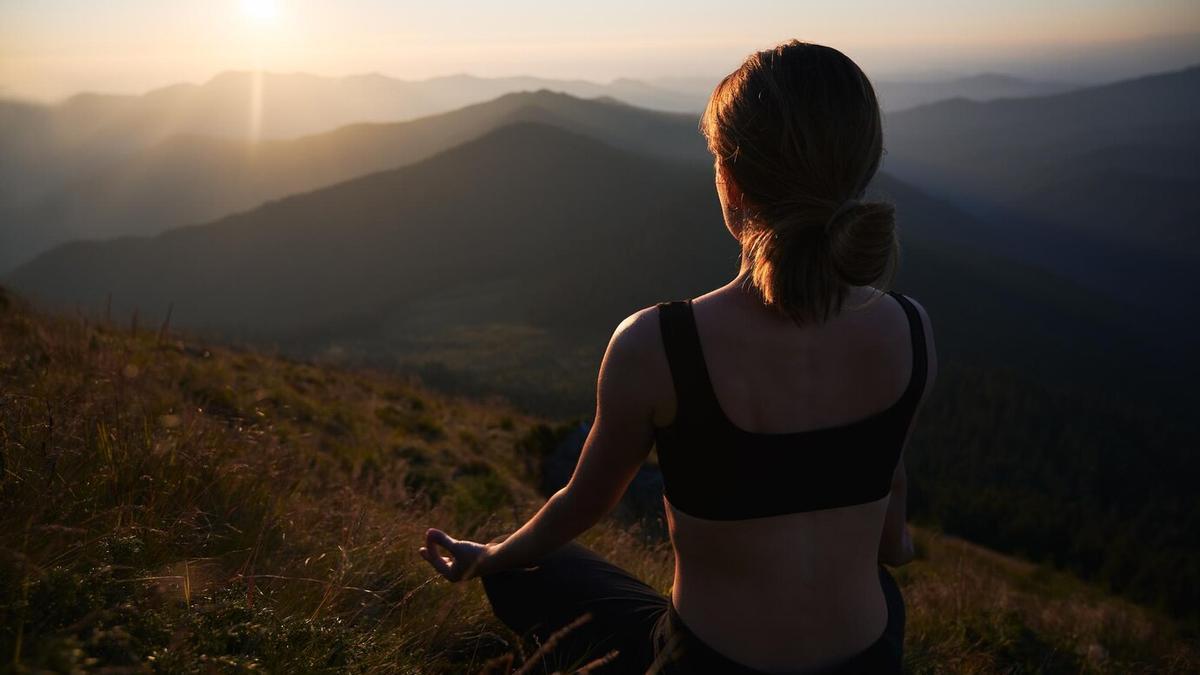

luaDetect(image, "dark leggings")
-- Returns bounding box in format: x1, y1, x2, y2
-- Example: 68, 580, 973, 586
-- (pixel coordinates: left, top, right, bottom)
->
481, 543, 905, 674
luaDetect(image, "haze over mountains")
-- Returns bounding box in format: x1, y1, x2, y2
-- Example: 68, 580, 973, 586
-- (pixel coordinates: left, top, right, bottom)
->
884, 64, 1200, 314
0, 68, 1084, 271
6, 65, 1196, 325
7, 80, 1192, 399
5, 119, 1130, 379
0, 91, 704, 272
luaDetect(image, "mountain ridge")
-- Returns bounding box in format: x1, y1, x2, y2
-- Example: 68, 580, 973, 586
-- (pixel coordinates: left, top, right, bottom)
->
0, 90, 707, 271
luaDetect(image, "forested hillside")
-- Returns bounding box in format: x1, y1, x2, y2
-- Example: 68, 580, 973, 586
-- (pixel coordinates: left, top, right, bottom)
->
883, 65, 1200, 315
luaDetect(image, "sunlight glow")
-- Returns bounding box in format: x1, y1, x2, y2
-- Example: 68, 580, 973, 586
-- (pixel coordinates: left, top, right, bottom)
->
240, 0, 280, 25
2, 1, 1198, 101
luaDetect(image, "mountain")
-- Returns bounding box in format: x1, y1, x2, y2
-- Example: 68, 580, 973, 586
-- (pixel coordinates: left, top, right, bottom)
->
874, 73, 1074, 111
0, 66, 1107, 264
884, 64, 1200, 238
0, 91, 706, 272
7, 118, 1175, 406
4, 118, 1172, 429
6, 122, 724, 344
883, 64, 1200, 311
2, 66, 1165, 274
5, 121, 1131, 383
0, 71, 701, 251
8, 70, 703, 147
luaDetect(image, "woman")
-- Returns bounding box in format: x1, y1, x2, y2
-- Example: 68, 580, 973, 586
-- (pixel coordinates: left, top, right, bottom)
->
420, 40, 936, 674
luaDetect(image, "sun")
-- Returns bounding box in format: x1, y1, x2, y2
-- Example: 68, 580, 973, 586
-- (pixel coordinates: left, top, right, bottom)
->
240, 0, 281, 24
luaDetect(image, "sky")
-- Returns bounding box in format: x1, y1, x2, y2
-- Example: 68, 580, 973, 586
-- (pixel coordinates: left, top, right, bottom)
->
2, 0, 1199, 102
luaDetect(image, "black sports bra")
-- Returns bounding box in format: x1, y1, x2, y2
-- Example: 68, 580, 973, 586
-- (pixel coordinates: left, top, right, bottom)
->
652, 291, 927, 521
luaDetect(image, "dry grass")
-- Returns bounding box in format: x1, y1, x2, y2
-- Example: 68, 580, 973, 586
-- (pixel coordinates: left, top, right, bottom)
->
901, 530, 1197, 673
0, 288, 1195, 673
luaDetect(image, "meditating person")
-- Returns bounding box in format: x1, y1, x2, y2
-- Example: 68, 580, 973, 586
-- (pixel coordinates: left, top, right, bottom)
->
419, 40, 937, 674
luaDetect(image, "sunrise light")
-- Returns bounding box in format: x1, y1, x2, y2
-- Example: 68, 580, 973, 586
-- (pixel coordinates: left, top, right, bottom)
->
240, 0, 280, 25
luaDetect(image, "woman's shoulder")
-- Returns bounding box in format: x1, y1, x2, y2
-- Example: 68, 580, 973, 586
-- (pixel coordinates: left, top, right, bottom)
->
603, 304, 669, 375
601, 304, 678, 427
612, 303, 663, 344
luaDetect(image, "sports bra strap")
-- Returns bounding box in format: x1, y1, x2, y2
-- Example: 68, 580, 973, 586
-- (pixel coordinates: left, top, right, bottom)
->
659, 293, 927, 420
656, 300, 720, 418
887, 291, 928, 407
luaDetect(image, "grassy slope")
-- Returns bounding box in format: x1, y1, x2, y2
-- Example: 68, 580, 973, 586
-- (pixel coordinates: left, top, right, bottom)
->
0, 289, 1194, 674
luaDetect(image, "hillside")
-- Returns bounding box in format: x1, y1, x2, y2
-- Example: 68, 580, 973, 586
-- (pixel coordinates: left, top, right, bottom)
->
0, 70, 707, 265
0, 72, 702, 271
6, 120, 1144, 389
874, 74, 1074, 112
1, 289, 1195, 673
6, 121, 724, 345
885, 64, 1200, 196
0, 64, 1168, 275
0, 91, 705, 272
883, 65, 1200, 313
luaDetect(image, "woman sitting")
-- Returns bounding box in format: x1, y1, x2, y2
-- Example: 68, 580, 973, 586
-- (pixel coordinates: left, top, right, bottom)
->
420, 40, 937, 674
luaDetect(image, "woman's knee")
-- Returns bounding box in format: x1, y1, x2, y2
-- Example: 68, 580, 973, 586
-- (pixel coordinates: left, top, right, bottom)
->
482, 568, 543, 633
480, 543, 602, 631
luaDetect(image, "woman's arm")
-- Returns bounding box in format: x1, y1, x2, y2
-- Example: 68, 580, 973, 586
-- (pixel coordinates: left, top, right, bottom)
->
420, 309, 662, 581
878, 296, 937, 567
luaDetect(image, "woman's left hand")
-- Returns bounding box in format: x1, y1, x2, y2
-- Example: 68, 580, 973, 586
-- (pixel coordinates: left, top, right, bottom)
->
419, 528, 494, 582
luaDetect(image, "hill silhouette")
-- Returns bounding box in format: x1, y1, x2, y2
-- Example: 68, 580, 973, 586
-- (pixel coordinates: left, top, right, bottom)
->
884, 64, 1200, 315
0, 91, 705, 272
7, 119, 1132, 384
0, 69, 1126, 272
7, 122, 720, 338
3, 66, 1178, 275
0, 71, 704, 215
874, 73, 1074, 111
0, 72, 707, 270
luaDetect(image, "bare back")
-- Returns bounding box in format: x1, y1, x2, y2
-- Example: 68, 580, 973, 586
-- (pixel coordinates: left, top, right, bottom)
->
648, 283, 934, 672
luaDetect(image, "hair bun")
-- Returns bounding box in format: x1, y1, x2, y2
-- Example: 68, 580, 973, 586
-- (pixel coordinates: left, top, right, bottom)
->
703, 40, 891, 323
824, 199, 862, 234
826, 200, 897, 286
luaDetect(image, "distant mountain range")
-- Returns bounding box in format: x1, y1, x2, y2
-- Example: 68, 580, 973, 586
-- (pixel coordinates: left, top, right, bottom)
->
2, 120, 1153, 401
0, 70, 1109, 275
8, 66, 1197, 384
874, 73, 1073, 112
0, 91, 705, 272
0, 68, 1083, 269
883, 64, 1200, 312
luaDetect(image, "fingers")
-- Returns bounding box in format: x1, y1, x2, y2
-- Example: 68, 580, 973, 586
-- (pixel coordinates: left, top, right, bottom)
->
426, 528, 455, 551
421, 529, 461, 581
419, 545, 455, 579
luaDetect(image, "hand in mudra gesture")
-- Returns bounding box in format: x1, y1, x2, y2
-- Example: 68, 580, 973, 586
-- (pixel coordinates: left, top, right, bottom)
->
419, 528, 494, 582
